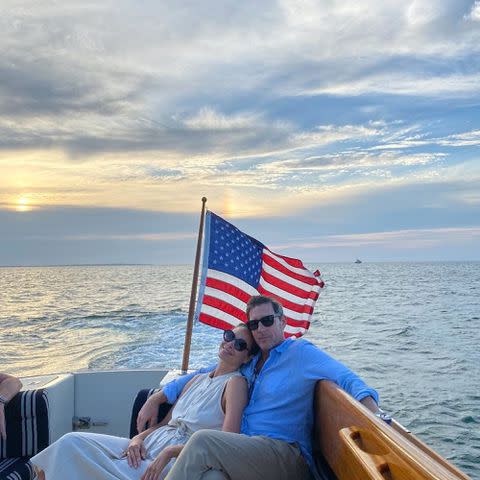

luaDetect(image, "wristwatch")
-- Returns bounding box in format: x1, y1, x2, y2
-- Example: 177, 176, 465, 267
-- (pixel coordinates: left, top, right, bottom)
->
374, 410, 392, 425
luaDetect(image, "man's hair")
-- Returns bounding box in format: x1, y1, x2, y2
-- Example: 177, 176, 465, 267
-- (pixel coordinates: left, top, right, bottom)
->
245, 295, 284, 320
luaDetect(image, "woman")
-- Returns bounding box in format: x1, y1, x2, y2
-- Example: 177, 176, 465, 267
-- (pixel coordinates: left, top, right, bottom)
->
31, 324, 257, 480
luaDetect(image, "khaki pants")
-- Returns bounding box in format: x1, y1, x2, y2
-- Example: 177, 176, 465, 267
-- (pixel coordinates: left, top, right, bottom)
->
165, 430, 312, 480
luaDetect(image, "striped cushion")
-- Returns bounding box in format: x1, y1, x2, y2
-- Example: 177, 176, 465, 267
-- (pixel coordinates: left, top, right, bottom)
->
0, 390, 49, 460
129, 388, 172, 438
0, 457, 35, 480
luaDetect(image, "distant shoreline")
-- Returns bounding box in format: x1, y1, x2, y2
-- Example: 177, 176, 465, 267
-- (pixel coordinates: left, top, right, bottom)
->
1, 260, 479, 268
0, 263, 159, 268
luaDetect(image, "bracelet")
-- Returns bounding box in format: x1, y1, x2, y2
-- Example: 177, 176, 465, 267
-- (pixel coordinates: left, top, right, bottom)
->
0, 394, 7, 405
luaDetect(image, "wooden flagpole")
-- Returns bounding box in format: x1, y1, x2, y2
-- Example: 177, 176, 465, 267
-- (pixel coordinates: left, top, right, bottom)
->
181, 197, 207, 373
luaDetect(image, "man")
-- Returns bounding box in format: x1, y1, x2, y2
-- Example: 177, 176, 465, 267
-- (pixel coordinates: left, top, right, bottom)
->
139, 295, 380, 479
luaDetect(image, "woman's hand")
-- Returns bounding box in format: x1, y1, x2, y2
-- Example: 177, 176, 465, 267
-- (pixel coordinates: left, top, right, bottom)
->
123, 435, 147, 468
141, 445, 183, 480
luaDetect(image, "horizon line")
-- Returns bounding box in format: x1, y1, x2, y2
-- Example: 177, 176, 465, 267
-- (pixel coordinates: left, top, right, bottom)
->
1, 259, 479, 268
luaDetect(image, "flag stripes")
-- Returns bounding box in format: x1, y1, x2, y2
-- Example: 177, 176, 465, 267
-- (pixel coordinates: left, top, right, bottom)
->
202, 270, 316, 322
263, 250, 318, 283
261, 262, 315, 292
258, 276, 318, 306
196, 211, 324, 337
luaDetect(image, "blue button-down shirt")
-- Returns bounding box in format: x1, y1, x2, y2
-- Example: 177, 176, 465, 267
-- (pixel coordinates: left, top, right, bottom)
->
163, 338, 378, 473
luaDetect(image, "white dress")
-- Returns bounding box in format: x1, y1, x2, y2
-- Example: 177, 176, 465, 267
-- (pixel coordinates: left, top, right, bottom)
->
31, 371, 240, 480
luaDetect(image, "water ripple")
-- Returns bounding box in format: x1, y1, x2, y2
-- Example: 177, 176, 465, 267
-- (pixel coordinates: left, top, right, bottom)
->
1, 262, 479, 477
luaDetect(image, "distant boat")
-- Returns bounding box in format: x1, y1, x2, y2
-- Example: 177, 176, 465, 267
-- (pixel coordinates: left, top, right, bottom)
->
354, 259, 362, 264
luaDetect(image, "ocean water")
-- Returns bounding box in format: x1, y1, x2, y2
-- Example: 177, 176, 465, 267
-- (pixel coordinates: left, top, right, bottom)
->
1, 263, 479, 478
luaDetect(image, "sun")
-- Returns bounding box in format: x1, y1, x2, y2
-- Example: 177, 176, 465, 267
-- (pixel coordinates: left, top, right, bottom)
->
15, 197, 32, 212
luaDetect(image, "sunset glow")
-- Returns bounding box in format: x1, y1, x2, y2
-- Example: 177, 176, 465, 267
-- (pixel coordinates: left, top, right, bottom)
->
1, 1, 479, 265
15, 197, 32, 212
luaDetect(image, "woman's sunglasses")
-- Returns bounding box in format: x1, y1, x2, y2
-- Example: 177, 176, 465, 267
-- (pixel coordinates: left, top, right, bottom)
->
223, 330, 248, 352
246, 314, 278, 331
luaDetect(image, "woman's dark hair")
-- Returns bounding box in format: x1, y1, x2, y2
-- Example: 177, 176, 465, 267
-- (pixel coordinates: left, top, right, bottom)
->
236, 323, 260, 355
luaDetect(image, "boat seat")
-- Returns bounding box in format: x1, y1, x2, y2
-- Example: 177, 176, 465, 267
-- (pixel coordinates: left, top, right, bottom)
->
129, 388, 172, 438
0, 457, 36, 480
0, 389, 49, 480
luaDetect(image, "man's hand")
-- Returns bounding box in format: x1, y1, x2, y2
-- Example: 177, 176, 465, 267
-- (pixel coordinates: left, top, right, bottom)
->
123, 435, 147, 468
360, 395, 380, 414
137, 392, 165, 433
141, 445, 182, 480
0, 405, 6, 440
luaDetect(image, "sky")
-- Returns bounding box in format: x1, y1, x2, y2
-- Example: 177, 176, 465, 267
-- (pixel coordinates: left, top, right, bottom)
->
1, 0, 480, 266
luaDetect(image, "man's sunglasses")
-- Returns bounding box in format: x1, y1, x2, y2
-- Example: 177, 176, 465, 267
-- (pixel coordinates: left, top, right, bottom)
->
223, 330, 249, 352
246, 314, 278, 331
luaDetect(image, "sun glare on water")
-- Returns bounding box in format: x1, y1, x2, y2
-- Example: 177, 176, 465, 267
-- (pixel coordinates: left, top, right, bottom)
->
15, 197, 32, 212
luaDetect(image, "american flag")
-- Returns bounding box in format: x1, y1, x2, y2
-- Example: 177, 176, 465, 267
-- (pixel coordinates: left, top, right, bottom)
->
195, 211, 324, 337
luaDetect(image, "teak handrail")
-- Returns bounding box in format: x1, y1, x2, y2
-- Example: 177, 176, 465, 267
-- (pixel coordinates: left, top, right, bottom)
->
313, 381, 471, 480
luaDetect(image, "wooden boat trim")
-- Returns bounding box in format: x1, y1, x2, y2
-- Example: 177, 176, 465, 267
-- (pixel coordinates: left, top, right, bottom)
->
313, 381, 470, 480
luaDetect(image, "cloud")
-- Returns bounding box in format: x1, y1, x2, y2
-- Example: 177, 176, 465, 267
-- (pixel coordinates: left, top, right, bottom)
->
272, 226, 480, 250
258, 151, 443, 174
368, 128, 480, 150
465, 1, 480, 21
1, 0, 479, 260
0, 104, 295, 159
0, 0, 479, 163
292, 124, 382, 146
301, 73, 480, 98
182, 108, 262, 131
437, 129, 480, 147
29, 232, 197, 242
0, 54, 143, 119
2, 114, 478, 221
